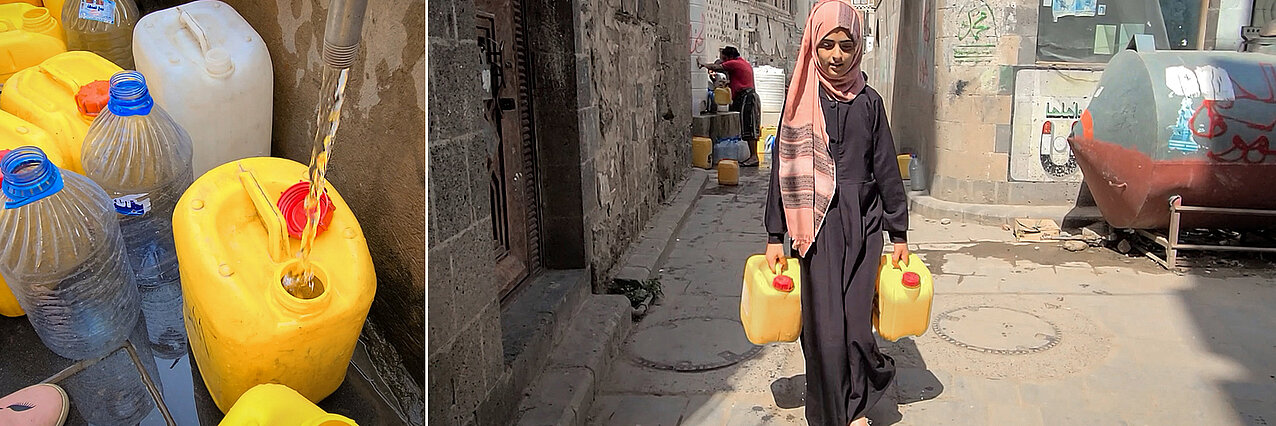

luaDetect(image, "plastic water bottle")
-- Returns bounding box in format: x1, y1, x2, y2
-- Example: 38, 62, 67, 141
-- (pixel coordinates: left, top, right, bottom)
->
62, 0, 140, 68
909, 153, 927, 192
0, 147, 140, 360
81, 70, 193, 356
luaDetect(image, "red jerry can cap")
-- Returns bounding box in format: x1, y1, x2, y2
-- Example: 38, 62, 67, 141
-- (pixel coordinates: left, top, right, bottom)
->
76, 80, 111, 117
276, 181, 336, 239
902, 272, 921, 288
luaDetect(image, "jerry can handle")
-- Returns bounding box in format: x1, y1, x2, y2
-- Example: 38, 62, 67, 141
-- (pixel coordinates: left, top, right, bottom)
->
177, 7, 212, 55
177, 7, 234, 76
237, 164, 290, 262
37, 64, 85, 95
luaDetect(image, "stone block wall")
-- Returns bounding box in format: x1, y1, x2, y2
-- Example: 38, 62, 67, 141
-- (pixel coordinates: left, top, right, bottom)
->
878, 0, 1090, 206
425, 0, 506, 424
580, 0, 691, 290
218, 0, 427, 386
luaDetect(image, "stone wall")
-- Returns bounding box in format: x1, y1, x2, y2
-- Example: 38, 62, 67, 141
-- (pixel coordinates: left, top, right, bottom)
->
217, 0, 427, 385
425, 0, 507, 424
875, 0, 1091, 206
580, 0, 691, 290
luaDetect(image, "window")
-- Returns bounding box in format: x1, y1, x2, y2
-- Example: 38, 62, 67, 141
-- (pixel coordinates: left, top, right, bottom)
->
1036, 0, 1198, 64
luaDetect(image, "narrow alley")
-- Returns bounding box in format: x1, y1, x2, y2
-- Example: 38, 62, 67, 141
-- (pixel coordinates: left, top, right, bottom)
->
587, 165, 1276, 425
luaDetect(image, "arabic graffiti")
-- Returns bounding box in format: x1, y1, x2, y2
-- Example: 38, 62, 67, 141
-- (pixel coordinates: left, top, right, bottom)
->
1182, 63, 1276, 163
954, 0, 997, 64
690, 24, 706, 55
1044, 101, 1083, 119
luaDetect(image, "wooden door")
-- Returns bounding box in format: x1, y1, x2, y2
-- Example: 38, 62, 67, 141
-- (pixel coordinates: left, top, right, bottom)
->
476, 0, 540, 298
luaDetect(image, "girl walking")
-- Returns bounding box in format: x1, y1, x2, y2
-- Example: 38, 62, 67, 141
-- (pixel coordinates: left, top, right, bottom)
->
763, 1, 912, 424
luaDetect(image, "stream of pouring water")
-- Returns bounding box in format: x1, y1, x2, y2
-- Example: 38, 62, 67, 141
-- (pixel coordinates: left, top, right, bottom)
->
283, 66, 350, 299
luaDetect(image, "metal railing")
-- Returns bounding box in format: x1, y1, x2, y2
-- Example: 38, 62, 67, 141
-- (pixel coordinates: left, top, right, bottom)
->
1136, 195, 1276, 269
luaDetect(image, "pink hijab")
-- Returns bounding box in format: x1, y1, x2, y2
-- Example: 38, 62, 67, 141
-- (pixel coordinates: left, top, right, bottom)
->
777, 0, 866, 256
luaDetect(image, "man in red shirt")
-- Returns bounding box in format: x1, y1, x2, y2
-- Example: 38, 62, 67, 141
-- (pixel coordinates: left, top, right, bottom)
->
699, 46, 761, 167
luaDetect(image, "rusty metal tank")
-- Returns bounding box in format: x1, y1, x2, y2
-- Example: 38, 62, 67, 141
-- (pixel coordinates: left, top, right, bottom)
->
1071, 44, 1276, 229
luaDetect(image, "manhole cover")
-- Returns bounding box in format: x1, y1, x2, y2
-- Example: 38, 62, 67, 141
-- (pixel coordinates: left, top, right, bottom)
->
932, 306, 1061, 355
627, 316, 763, 371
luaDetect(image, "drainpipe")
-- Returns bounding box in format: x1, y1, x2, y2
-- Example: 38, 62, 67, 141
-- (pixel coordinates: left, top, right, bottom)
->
322, 0, 368, 69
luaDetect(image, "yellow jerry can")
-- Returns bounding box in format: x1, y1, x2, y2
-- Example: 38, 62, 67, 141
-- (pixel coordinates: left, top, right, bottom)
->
714, 86, 732, 107
759, 125, 777, 156
41, 0, 63, 21
173, 158, 376, 413
897, 154, 911, 179
0, 109, 70, 168
219, 383, 358, 426
0, 3, 66, 84
692, 136, 713, 169
0, 111, 69, 318
0, 51, 120, 174
874, 253, 934, 342
717, 159, 739, 186
740, 254, 802, 345
0, 276, 20, 317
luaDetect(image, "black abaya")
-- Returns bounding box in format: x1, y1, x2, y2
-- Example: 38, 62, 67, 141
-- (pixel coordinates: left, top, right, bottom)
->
764, 86, 909, 425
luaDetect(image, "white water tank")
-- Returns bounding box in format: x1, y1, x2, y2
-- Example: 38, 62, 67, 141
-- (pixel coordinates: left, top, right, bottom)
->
754, 65, 786, 113
133, 0, 271, 177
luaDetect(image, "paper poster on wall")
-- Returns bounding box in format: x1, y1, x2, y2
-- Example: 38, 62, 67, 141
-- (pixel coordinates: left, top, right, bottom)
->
1052, 0, 1097, 22
1093, 24, 1117, 54
1118, 23, 1145, 47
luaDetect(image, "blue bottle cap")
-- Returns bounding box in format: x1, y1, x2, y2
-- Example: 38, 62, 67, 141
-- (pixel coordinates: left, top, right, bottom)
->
107, 70, 155, 116
2, 146, 64, 209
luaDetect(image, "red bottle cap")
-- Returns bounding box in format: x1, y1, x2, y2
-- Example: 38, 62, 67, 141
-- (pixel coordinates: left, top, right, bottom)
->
902, 272, 921, 288
76, 80, 111, 117
772, 275, 794, 292
277, 182, 335, 239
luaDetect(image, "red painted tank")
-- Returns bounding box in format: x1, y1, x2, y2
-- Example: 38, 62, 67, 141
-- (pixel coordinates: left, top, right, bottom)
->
1070, 48, 1276, 229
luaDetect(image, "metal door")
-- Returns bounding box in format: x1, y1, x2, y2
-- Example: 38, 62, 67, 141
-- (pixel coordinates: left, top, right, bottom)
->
476, 0, 540, 298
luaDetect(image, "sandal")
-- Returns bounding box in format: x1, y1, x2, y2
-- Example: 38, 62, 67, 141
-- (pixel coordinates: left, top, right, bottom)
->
0, 384, 69, 426
740, 158, 760, 167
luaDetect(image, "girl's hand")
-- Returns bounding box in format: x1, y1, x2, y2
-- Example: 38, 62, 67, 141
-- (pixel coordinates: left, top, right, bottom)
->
891, 243, 910, 268
765, 243, 787, 273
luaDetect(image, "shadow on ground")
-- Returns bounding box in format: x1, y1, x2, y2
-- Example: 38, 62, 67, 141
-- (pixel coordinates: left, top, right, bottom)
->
767, 337, 942, 425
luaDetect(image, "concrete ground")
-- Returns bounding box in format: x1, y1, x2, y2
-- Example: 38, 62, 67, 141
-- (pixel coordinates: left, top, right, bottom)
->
588, 165, 1276, 425
0, 316, 424, 425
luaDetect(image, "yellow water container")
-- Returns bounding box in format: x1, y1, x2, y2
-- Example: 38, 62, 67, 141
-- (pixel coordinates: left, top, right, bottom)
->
41, 0, 62, 21
0, 277, 20, 317
692, 136, 712, 169
174, 157, 376, 413
714, 86, 732, 106
740, 254, 802, 345
758, 125, 777, 155
0, 110, 69, 168
897, 154, 911, 179
0, 3, 67, 84
874, 254, 933, 342
219, 384, 358, 426
0, 1, 42, 7
718, 159, 739, 186
0, 111, 67, 318
0, 51, 120, 174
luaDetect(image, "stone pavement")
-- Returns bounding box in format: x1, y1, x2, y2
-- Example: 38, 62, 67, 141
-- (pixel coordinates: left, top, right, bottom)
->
587, 164, 1276, 425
